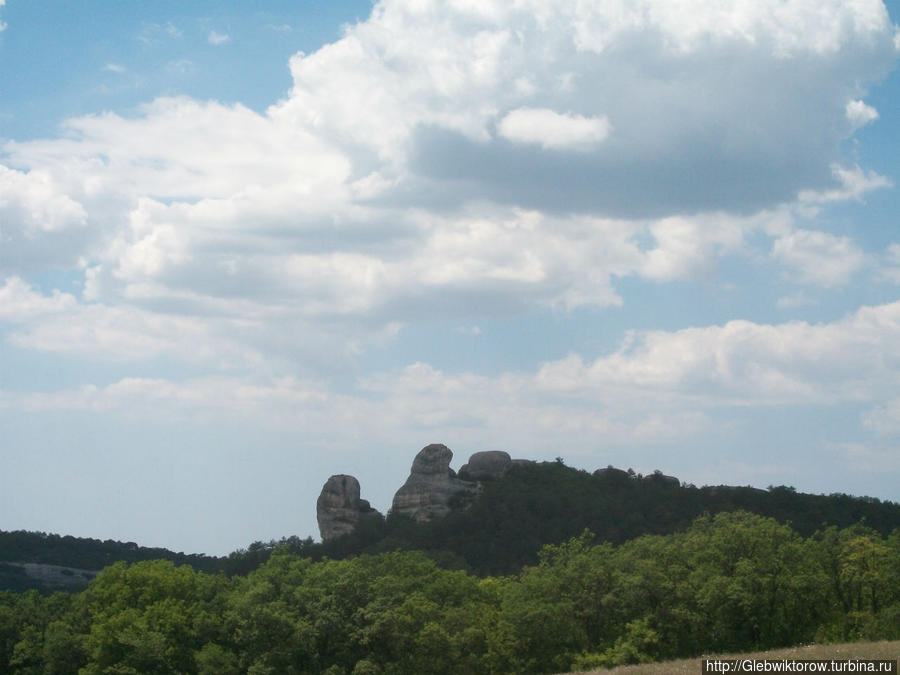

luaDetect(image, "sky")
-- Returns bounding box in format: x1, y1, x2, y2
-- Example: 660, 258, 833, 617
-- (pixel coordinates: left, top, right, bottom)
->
1, 0, 899, 557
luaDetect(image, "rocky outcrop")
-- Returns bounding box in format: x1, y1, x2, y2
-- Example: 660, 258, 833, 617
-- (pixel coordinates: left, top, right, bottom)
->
392, 444, 479, 522
317, 474, 380, 541
459, 450, 512, 480
2, 562, 97, 592
316, 444, 533, 536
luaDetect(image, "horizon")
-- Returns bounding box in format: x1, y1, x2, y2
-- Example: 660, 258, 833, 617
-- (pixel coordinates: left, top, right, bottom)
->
1, 0, 899, 556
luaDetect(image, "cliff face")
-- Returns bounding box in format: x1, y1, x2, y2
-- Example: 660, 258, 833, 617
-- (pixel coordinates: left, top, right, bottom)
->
391, 444, 479, 522
316, 474, 380, 541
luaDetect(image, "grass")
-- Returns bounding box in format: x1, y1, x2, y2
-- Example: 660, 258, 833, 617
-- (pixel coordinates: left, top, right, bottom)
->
568, 641, 900, 674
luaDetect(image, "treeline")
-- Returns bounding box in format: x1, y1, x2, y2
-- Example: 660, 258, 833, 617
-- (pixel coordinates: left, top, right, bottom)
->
1, 512, 897, 674
0, 531, 220, 574
270, 461, 900, 577
6, 462, 900, 585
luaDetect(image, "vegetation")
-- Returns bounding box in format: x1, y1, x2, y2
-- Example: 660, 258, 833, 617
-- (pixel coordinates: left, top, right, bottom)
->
0, 531, 220, 571
234, 462, 900, 577
6, 462, 900, 585
575, 641, 900, 674
1, 512, 898, 673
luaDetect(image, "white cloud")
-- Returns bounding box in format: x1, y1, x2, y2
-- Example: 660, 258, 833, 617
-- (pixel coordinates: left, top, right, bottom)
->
539, 300, 900, 406
0, 277, 77, 321
4, 300, 900, 451
846, 99, 879, 129
772, 229, 866, 287
4, 97, 351, 202
0, 277, 262, 367
799, 164, 892, 204
208, 31, 230, 46
0, 165, 89, 274
0, 0, 896, 391
497, 108, 610, 150
104, 63, 126, 74
0, 165, 87, 234
640, 215, 745, 281
268, 0, 896, 215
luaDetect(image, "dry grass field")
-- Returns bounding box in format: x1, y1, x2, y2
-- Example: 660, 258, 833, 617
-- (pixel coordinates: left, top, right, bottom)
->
567, 641, 900, 674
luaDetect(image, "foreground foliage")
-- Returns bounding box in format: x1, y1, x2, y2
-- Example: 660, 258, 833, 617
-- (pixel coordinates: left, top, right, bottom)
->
1, 512, 898, 674
577, 640, 900, 675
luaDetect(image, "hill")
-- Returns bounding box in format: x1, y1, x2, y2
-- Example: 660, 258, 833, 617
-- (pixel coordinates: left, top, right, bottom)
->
242, 459, 900, 576
0, 530, 220, 593
4, 459, 899, 588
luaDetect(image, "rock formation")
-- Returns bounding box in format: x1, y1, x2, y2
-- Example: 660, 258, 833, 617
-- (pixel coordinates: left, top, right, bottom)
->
391, 443, 479, 522
316, 444, 535, 538
316, 474, 380, 541
459, 450, 512, 480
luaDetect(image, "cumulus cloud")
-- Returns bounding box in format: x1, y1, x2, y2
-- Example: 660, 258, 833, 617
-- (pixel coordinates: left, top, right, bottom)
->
4, 97, 350, 202
0, 277, 78, 321
0, 0, 896, 408
846, 99, 879, 128
3, 299, 900, 453
0, 276, 263, 366
639, 215, 746, 281
799, 164, 892, 204
772, 229, 866, 287
0, 165, 90, 274
271, 0, 896, 215
540, 301, 900, 404
0, 166, 87, 234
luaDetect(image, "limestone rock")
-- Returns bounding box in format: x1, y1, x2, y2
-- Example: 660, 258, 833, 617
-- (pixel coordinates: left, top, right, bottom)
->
317, 474, 379, 540
392, 444, 478, 522
459, 450, 512, 480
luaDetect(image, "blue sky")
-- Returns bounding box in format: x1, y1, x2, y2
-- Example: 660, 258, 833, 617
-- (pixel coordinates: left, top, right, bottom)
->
1, 0, 899, 556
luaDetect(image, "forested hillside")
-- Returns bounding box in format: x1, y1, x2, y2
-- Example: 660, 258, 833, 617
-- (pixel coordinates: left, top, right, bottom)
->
0, 531, 221, 594
1, 513, 897, 673
272, 461, 900, 576
6, 461, 900, 584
